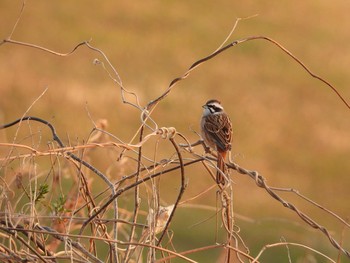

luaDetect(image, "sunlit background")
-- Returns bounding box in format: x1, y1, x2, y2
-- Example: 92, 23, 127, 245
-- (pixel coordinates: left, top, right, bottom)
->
1, 1, 350, 262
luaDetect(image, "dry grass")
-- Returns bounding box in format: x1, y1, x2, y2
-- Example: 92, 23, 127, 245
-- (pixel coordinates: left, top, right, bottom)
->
1, 1, 350, 262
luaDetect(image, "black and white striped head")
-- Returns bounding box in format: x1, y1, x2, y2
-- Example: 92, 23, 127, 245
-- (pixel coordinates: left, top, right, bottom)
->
202, 99, 224, 116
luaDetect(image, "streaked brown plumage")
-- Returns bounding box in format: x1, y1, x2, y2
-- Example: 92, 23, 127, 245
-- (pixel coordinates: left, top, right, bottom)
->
201, 99, 232, 185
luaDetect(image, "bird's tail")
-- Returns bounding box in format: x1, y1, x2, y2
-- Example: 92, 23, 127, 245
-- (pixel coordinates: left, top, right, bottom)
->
216, 151, 227, 185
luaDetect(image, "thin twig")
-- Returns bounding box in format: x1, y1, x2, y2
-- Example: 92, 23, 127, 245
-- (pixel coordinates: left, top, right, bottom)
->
123, 126, 145, 262
156, 137, 187, 245
252, 242, 336, 263
228, 161, 350, 258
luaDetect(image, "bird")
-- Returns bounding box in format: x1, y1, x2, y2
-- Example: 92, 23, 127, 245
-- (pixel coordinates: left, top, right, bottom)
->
201, 99, 232, 185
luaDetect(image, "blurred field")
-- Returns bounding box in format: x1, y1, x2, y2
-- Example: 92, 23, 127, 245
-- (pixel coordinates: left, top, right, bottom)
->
1, 1, 350, 262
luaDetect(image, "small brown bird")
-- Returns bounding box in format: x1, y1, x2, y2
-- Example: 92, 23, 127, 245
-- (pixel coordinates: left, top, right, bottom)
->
201, 99, 232, 185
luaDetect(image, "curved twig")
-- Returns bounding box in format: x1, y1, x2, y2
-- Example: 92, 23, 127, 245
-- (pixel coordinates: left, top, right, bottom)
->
146, 36, 350, 112
227, 161, 350, 259
156, 137, 187, 245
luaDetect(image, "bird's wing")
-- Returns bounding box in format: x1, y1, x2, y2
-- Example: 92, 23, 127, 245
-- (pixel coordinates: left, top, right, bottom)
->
204, 114, 232, 152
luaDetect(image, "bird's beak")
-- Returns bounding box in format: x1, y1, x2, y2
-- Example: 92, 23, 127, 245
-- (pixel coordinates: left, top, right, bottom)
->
202, 105, 207, 109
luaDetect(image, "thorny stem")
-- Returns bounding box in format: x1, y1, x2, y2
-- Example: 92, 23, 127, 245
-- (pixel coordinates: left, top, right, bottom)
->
227, 161, 350, 259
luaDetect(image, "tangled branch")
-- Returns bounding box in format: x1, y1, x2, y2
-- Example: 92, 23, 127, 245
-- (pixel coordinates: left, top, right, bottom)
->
1, 3, 349, 262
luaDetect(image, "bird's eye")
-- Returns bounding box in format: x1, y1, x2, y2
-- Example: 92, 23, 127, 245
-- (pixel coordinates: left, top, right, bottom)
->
212, 105, 222, 112
208, 105, 219, 113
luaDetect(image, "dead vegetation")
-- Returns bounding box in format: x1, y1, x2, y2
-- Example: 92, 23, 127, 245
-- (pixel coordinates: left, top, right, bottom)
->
0, 2, 350, 262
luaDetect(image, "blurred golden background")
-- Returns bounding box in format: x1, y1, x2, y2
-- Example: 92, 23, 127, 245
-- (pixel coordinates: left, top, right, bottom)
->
1, 1, 350, 262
